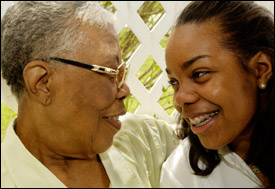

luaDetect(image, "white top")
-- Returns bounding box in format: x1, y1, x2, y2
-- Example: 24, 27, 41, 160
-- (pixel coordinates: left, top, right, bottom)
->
160, 138, 264, 188
1, 114, 178, 188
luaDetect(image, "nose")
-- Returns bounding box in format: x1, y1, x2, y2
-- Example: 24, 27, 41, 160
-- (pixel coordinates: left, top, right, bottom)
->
117, 82, 130, 100
174, 84, 199, 109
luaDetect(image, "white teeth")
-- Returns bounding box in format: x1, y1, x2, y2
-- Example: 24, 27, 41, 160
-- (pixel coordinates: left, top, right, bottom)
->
189, 111, 219, 127
108, 116, 119, 120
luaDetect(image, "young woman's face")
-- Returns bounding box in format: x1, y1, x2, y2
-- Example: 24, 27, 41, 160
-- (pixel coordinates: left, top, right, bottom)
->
165, 21, 258, 149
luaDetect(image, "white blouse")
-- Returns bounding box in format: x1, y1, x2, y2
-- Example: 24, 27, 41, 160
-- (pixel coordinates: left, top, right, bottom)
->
160, 138, 264, 188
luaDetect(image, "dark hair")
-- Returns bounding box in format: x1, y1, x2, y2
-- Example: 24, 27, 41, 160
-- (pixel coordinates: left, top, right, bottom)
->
175, 1, 274, 186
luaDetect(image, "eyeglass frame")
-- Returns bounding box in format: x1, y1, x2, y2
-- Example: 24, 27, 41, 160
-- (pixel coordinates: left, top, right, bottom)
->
40, 57, 129, 88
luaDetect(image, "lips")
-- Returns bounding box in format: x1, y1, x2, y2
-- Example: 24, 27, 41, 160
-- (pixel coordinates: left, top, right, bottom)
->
103, 111, 125, 130
189, 111, 219, 127
105, 116, 119, 121
185, 110, 220, 134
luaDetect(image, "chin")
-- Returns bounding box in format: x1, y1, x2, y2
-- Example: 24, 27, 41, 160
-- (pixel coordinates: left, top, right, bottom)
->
199, 138, 227, 150
94, 139, 114, 154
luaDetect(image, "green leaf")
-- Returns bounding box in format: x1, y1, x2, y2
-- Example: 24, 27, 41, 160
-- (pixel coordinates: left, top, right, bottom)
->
1, 103, 17, 142
162, 86, 168, 92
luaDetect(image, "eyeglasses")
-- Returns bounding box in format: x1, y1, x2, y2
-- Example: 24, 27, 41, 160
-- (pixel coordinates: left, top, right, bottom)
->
44, 57, 129, 88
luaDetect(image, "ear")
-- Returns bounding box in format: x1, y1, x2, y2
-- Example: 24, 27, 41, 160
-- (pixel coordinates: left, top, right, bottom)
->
251, 51, 273, 87
23, 60, 52, 105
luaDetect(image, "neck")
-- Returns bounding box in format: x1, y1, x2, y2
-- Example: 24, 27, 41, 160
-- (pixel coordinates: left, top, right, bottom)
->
15, 102, 110, 187
229, 138, 250, 160
229, 124, 255, 160
15, 114, 109, 188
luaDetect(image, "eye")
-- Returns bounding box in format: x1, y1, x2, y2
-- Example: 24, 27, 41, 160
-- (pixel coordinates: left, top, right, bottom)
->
193, 71, 209, 78
192, 70, 213, 83
168, 79, 179, 86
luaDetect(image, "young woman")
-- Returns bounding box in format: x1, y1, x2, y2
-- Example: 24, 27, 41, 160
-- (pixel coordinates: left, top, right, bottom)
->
160, 1, 274, 188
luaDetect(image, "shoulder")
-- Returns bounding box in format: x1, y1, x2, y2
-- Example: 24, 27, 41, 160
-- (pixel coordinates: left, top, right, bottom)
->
160, 138, 193, 187
117, 113, 179, 152
111, 113, 179, 187
162, 137, 191, 170
120, 113, 175, 131
117, 113, 177, 145
1, 118, 19, 188
1, 140, 16, 188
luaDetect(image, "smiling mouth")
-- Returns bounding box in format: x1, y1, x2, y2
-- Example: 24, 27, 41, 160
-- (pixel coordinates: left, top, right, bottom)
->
103, 116, 122, 130
104, 116, 119, 121
188, 111, 219, 127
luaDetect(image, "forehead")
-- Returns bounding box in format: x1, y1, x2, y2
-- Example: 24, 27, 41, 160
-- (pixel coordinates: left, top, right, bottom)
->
166, 21, 222, 62
72, 24, 120, 67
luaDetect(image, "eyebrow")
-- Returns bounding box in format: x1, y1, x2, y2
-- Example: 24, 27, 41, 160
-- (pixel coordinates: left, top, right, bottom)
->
166, 55, 210, 74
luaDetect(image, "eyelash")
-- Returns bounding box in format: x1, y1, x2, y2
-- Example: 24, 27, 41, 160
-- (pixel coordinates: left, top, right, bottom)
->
168, 71, 210, 85
168, 79, 178, 86
192, 71, 210, 78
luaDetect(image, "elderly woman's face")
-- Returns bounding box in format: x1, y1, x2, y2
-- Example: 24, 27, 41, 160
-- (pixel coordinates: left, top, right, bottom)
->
47, 24, 129, 158
165, 21, 258, 150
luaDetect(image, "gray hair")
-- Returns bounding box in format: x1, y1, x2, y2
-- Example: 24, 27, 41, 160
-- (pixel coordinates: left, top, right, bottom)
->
1, 1, 116, 100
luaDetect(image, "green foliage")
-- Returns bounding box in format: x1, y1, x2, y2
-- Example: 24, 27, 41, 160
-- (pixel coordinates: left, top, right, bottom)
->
1, 103, 17, 142
158, 85, 175, 115
101, 1, 116, 13
118, 28, 140, 62
123, 94, 140, 113
137, 1, 165, 30
136, 55, 162, 90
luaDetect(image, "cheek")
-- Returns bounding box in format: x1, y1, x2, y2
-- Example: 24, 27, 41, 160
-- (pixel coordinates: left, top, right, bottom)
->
224, 77, 257, 117
204, 72, 257, 109
198, 71, 257, 125
209, 75, 257, 132
79, 84, 116, 108
230, 77, 258, 125
62, 68, 118, 107
70, 75, 118, 110
173, 93, 182, 113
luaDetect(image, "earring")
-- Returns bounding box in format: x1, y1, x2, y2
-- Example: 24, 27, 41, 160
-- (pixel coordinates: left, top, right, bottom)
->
259, 83, 266, 90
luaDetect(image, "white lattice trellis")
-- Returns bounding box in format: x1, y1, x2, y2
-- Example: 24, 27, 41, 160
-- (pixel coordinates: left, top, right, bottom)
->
1, 1, 274, 123
112, 1, 190, 122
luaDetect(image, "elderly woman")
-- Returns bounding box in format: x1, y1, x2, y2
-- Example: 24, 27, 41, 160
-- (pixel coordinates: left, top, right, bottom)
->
160, 1, 274, 188
1, 2, 177, 188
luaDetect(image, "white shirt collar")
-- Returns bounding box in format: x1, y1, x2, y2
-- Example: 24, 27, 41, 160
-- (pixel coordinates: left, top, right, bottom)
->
218, 145, 263, 187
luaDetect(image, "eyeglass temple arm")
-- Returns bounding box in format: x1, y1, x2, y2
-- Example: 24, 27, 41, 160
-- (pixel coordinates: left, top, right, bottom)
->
49, 57, 118, 74
49, 57, 94, 70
